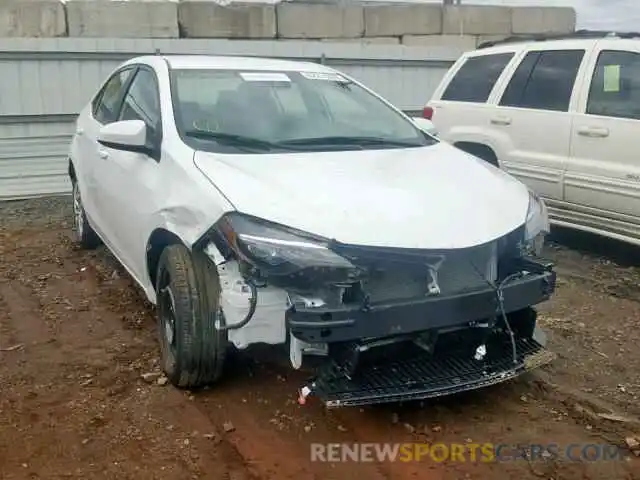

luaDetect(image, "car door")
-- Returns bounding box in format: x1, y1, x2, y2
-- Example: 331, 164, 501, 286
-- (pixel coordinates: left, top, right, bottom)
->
79, 66, 137, 243
565, 44, 640, 241
95, 66, 164, 281
428, 51, 517, 150
491, 47, 587, 203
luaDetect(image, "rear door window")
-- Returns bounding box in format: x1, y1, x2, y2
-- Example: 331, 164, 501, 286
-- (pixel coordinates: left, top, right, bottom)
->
586, 50, 640, 120
441, 53, 515, 103
499, 49, 585, 112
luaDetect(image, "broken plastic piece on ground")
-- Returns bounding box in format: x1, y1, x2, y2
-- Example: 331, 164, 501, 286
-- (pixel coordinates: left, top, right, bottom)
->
298, 384, 314, 405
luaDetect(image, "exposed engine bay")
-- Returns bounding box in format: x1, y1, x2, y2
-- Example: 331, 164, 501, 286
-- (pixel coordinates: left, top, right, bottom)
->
200, 212, 556, 407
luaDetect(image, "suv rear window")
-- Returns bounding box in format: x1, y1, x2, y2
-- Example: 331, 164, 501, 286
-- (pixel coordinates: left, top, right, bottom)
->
499, 49, 585, 112
441, 53, 514, 103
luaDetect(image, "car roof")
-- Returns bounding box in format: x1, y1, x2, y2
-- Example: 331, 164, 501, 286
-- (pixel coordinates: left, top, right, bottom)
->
126, 54, 336, 73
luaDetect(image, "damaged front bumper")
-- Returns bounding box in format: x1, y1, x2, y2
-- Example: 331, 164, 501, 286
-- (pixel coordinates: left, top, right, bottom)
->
291, 257, 557, 407
287, 262, 555, 343
202, 212, 558, 407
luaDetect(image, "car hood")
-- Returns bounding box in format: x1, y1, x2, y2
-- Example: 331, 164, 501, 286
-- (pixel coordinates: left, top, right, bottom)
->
193, 143, 530, 250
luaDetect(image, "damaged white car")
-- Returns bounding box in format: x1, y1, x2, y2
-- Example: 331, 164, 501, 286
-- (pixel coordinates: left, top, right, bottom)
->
68, 55, 556, 407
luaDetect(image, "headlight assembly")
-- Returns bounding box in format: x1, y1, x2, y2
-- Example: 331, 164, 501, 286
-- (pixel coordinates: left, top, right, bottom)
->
522, 190, 550, 256
215, 213, 363, 285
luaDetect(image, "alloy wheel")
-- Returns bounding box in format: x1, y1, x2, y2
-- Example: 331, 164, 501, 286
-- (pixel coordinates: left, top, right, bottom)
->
72, 182, 84, 240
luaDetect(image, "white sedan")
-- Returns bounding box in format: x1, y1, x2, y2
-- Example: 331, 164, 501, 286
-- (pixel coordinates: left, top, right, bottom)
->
68, 54, 556, 407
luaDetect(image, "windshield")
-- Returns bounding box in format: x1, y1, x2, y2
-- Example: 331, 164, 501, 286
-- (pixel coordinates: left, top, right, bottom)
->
169, 68, 436, 154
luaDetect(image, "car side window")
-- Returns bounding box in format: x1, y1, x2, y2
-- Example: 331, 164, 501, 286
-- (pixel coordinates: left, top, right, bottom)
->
441, 53, 514, 103
586, 50, 640, 120
92, 68, 134, 125
118, 68, 161, 133
499, 50, 585, 112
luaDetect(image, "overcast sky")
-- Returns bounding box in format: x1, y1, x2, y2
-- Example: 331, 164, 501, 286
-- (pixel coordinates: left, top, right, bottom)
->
455, 0, 640, 30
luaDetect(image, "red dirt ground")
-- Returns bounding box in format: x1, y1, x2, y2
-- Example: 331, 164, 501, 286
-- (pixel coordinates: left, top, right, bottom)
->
0, 197, 639, 479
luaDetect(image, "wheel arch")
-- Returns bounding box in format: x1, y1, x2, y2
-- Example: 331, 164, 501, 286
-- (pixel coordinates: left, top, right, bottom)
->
453, 141, 499, 167
146, 228, 189, 290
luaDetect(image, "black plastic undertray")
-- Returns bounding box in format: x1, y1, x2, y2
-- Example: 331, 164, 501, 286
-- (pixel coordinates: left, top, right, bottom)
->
311, 336, 553, 408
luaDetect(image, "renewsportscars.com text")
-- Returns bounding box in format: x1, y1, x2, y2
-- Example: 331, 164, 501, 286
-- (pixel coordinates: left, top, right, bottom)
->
310, 443, 627, 463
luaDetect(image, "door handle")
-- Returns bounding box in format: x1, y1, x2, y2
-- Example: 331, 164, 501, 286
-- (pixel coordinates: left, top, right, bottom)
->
76, 128, 84, 136
490, 116, 512, 126
98, 149, 109, 160
577, 126, 609, 138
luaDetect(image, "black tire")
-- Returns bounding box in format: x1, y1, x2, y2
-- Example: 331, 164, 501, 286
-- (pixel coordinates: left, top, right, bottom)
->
71, 179, 101, 249
155, 244, 227, 388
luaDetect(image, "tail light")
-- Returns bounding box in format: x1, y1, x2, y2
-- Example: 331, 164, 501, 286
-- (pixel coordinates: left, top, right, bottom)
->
423, 106, 434, 120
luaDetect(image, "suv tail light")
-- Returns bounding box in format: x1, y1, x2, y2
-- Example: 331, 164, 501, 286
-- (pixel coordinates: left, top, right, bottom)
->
423, 106, 434, 120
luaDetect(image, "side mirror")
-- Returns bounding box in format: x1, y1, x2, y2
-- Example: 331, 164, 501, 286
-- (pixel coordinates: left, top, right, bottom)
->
411, 117, 438, 137
97, 120, 150, 154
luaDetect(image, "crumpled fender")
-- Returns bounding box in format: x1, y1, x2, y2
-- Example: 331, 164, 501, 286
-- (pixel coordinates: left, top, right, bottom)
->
136, 152, 235, 302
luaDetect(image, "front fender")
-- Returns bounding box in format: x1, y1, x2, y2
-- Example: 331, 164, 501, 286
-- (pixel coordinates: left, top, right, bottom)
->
138, 155, 235, 302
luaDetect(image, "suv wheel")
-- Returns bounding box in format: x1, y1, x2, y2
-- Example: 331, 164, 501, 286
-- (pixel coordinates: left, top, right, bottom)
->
72, 180, 101, 249
156, 244, 228, 389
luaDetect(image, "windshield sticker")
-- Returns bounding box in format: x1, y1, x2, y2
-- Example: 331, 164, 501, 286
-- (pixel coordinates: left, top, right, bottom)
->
240, 72, 291, 82
603, 64, 621, 92
300, 71, 347, 82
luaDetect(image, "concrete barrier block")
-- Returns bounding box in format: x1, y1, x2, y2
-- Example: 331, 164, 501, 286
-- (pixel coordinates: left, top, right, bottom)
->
364, 5, 442, 36
276, 4, 364, 39
322, 36, 400, 44
512, 7, 576, 34
0, 0, 66, 37
66, 0, 178, 38
179, 1, 276, 39
402, 34, 476, 51
443, 5, 511, 35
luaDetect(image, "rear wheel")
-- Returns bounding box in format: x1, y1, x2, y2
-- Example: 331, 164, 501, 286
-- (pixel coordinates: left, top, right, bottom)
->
156, 244, 227, 388
71, 180, 101, 249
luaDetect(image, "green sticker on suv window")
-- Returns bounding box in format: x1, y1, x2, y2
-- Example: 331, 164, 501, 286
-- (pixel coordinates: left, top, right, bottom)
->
603, 64, 621, 92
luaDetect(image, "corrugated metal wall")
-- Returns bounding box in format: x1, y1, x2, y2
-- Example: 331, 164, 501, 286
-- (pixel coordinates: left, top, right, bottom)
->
0, 38, 461, 200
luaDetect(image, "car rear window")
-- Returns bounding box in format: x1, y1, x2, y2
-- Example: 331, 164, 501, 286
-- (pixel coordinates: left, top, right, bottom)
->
440, 53, 514, 103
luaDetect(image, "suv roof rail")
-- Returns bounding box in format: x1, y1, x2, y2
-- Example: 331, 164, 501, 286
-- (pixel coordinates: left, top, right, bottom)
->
477, 29, 640, 49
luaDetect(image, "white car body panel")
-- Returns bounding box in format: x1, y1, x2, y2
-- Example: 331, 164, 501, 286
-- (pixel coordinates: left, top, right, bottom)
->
194, 143, 529, 250
410, 117, 438, 136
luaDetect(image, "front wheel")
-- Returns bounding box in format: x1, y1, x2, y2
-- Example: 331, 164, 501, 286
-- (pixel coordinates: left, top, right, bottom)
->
71, 179, 101, 249
155, 244, 228, 388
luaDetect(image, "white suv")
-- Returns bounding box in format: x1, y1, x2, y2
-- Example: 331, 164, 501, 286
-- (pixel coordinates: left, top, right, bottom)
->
426, 32, 640, 246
